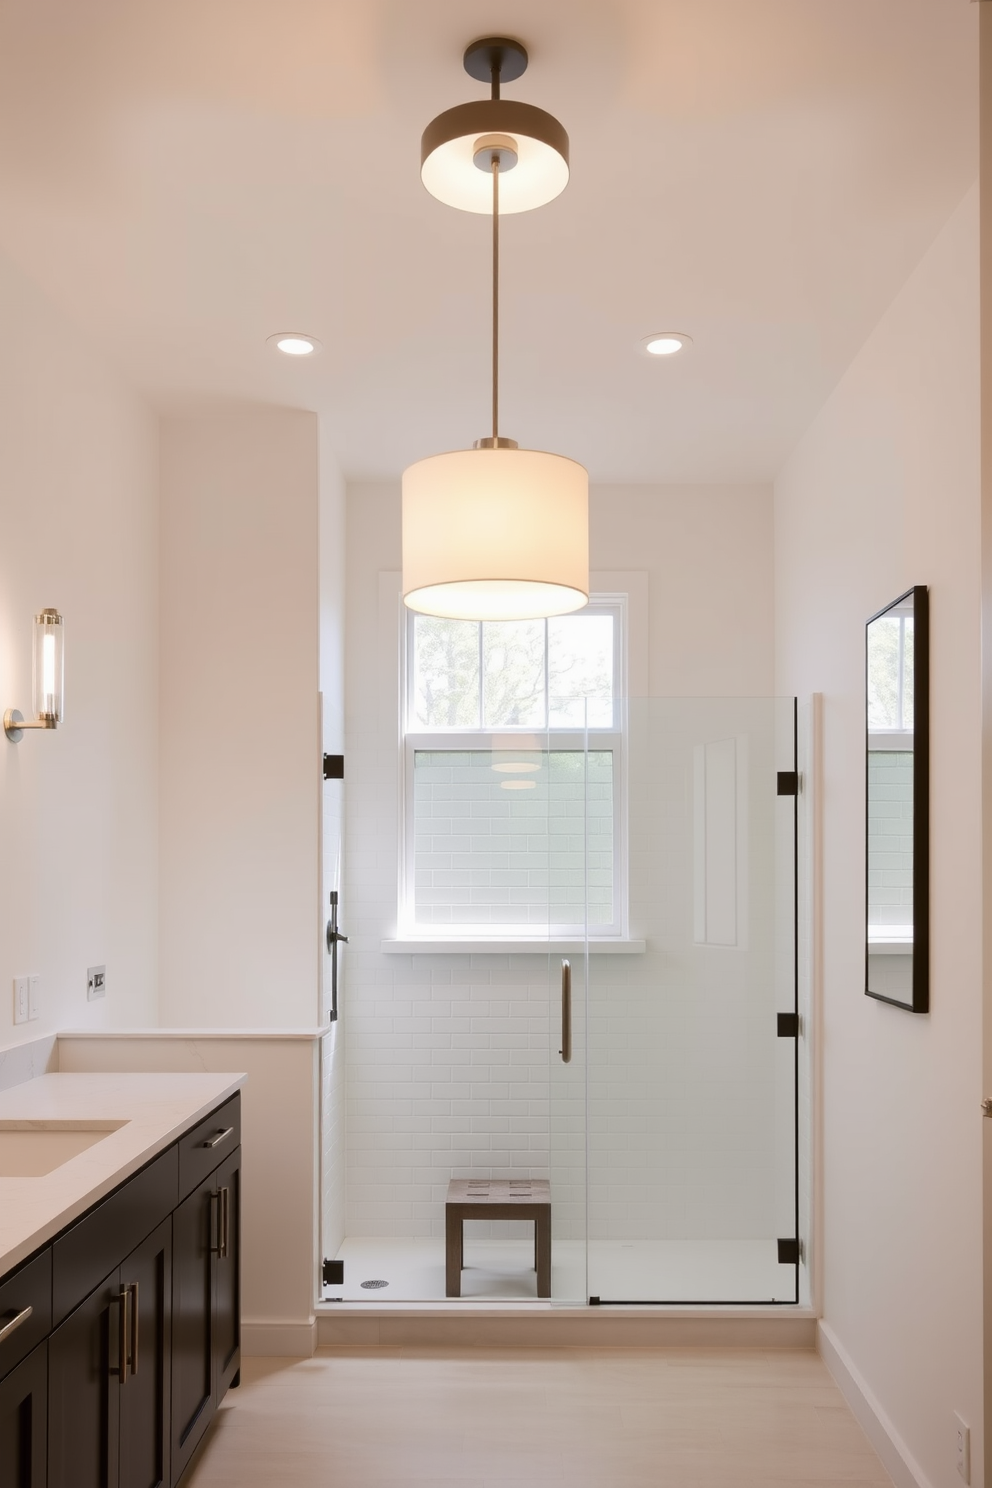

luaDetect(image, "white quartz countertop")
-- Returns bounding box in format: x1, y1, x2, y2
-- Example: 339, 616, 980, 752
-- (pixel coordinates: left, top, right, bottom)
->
0, 1071, 244, 1277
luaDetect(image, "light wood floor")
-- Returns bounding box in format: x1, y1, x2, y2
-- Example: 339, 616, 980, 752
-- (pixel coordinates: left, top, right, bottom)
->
185, 1346, 893, 1488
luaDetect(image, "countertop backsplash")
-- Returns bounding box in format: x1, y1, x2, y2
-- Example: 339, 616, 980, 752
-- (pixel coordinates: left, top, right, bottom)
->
0, 1033, 59, 1093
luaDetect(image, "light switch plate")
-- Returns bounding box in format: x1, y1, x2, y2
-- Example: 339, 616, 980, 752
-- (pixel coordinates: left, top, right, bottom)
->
28, 974, 40, 1020
12, 976, 28, 1024
86, 965, 106, 1001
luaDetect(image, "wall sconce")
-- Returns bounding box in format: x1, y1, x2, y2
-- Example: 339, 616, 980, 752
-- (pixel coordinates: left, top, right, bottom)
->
4, 608, 64, 741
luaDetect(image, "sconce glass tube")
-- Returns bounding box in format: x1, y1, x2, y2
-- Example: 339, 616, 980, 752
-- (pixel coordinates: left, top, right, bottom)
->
4, 608, 64, 741
32, 608, 64, 722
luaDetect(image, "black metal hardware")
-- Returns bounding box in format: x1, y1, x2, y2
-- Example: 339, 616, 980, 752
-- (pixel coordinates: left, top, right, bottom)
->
322, 1258, 344, 1286
777, 771, 798, 796
325, 890, 348, 1023
588, 1296, 601, 1307
323, 753, 344, 780
777, 1012, 799, 1038
777, 1238, 800, 1265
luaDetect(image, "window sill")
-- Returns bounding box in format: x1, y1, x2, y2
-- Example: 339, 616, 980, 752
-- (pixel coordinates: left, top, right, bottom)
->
381, 937, 647, 956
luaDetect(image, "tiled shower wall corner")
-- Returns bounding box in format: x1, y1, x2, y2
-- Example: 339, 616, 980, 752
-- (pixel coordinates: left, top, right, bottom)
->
344, 945, 553, 1239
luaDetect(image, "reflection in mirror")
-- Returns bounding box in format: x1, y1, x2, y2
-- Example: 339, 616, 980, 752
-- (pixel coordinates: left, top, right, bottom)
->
865, 586, 928, 1013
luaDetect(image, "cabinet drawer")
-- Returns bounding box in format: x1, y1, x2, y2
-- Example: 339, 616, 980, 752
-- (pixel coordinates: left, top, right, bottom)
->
0, 1248, 51, 1384
178, 1094, 241, 1201
53, 1144, 178, 1325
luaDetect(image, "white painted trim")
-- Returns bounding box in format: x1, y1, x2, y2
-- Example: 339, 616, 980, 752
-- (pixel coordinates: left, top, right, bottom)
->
242, 1318, 317, 1357
57, 1028, 329, 1041
817, 1321, 932, 1488
381, 938, 646, 955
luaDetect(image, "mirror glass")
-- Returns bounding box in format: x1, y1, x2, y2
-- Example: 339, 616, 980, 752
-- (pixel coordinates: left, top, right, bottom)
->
865, 586, 928, 1013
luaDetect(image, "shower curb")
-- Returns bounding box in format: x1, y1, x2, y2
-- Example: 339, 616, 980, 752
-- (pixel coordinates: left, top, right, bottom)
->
314, 1306, 817, 1350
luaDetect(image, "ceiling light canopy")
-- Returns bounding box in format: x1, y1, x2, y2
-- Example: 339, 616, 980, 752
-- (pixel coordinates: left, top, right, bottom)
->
421, 38, 569, 215
643, 332, 692, 356
403, 37, 588, 624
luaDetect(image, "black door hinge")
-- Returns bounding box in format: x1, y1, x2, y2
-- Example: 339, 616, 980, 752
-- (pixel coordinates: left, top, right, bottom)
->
776, 771, 798, 796
777, 1238, 801, 1266
322, 1258, 344, 1286
777, 1012, 799, 1038
323, 754, 344, 780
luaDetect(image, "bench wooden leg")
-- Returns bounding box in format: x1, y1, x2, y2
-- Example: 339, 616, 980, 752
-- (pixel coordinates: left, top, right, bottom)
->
535, 1209, 551, 1298
445, 1207, 463, 1298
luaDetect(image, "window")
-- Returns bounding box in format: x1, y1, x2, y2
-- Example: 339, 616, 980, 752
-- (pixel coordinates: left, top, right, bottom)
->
400, 600, 626, 938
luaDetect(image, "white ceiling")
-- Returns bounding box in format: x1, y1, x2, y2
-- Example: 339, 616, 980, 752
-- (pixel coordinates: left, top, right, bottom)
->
0, 0, 977, 482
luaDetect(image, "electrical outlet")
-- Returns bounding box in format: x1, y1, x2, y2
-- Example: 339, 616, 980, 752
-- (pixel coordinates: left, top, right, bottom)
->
954, 1412, 970, 1484
12, 976, 28, 1024
28, 974, 40, 1021
86, 965, 106, 1002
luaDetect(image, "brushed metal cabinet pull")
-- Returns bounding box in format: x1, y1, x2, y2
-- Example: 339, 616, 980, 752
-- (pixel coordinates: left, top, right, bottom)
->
0, 1304, 32, 1345
210, 1189, 223, 1256
118, 1288, 130, 1384
202, 1126, 234, 1150
560, 958, 572, 1064
220, 1186, 230, 1260
130, 1281, 139, 1377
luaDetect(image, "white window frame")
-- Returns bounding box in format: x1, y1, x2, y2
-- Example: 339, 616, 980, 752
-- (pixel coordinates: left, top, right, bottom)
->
399, 595, 630, 940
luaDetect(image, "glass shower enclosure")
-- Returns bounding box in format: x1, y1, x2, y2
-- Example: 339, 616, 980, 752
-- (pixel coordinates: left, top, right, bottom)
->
547, 696, 801, 1306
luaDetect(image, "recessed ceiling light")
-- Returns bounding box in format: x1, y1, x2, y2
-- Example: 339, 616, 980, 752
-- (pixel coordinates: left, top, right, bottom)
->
267, 333, 322, 357
642, 332, 692, 357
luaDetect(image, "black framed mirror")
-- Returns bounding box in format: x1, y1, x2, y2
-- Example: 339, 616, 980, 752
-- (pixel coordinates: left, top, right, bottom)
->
865, 585, 929, 1013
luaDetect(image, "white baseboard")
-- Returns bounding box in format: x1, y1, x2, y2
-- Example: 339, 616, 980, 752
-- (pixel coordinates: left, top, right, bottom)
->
817, 1321, 932, 1488
242, 1318, 317, 1357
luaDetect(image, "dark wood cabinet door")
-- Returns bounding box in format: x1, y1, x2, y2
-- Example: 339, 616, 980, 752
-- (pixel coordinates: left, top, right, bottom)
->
212, 1148, 241, 1398
48, 1271, 122, 1488
119, 1218, 172, 1488
170, 1178, 213, 1484
0, 1338, 47, 1488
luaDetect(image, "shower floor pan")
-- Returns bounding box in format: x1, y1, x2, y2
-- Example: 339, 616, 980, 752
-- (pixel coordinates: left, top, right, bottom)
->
324, 1237, 795, 1305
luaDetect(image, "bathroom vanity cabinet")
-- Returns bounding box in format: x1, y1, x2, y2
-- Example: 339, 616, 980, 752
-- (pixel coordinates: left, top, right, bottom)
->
0, 1091, 241, 1488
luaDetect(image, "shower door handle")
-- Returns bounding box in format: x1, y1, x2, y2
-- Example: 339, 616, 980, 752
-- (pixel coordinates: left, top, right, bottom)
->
560, 959, 571, 1064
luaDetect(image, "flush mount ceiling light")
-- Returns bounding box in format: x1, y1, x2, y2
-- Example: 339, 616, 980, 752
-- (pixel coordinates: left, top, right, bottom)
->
642, 332, 692, 357
267, 332, 322, 356
403, 38, 588, 623
421, 37, 569, 215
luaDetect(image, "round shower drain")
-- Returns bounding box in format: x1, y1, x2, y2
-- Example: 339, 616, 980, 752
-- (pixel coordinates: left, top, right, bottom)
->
360, 1279, 389, 1289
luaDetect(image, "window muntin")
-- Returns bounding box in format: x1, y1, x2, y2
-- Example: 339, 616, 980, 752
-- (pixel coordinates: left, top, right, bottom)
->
410, 611, 617, 731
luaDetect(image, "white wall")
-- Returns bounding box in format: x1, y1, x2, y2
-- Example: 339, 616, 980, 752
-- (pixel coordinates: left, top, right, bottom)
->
159, 409, 321, 1028
0, 247, 160, 1040
342, 482, 780, 1247
775, 186, 982, 1488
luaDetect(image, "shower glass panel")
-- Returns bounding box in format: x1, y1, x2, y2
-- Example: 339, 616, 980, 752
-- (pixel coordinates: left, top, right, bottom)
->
582, 697, 799, 1305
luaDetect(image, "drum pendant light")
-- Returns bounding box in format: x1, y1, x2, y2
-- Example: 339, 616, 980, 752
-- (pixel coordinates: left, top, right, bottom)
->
403, 38, 589, 623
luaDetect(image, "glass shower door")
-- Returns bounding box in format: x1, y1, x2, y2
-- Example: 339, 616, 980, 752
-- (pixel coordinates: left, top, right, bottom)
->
584, 697, 799, 1305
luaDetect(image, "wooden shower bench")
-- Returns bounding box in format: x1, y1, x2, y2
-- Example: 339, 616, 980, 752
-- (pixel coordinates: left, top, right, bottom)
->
445, 1178, 551, 1298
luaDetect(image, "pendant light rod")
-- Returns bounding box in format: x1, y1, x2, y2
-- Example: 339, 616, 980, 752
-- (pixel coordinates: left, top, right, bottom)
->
492, 154, 499, 441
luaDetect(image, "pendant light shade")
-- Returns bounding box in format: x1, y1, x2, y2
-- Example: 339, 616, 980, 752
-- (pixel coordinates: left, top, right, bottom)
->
402, 446, 589, 620
421, 100, 569, 215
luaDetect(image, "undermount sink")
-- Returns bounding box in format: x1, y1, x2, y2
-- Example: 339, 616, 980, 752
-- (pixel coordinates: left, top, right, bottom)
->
0, 1120, 128, 1177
